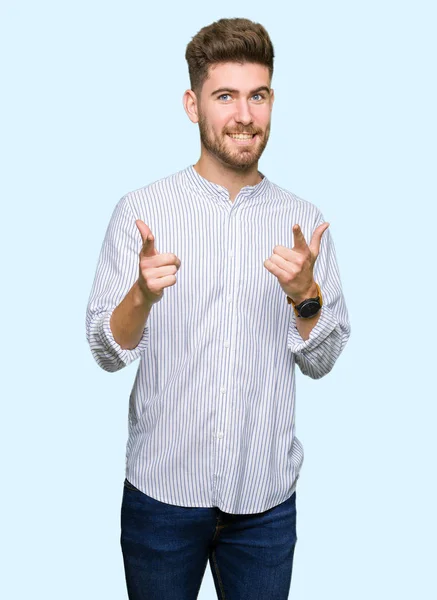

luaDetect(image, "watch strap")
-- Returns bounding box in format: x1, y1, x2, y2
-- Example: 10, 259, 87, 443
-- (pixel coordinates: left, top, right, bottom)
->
287, 283, 323, 318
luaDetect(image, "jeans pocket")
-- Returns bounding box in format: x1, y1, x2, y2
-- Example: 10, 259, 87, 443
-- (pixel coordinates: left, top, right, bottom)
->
124, 478, 140, 492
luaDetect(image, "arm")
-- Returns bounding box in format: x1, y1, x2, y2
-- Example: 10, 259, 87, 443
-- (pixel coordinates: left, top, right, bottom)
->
110, 280, 154, 350
85, 195, 150, 372
287, 214, 351, 379
294, 296, 322, 341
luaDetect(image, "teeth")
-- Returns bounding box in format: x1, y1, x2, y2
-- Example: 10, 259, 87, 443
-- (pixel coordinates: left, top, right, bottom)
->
229, 134, 254, 139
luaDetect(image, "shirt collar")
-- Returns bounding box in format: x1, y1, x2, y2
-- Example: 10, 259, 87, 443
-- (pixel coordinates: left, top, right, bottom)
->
183, 164, 271, 203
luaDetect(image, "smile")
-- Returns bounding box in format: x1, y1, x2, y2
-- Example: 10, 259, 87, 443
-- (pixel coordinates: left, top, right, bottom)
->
227, 133, 258, 145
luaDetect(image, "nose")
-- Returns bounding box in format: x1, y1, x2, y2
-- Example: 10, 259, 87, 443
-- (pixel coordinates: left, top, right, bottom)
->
234, 99, 254, 125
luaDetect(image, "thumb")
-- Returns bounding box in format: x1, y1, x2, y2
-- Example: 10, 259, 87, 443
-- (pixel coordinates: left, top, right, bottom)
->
136, 219, 158, 256
309, 222, 330, 257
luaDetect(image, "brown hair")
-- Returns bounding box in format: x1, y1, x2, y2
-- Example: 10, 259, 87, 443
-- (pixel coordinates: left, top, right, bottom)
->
185, 17, 275, 97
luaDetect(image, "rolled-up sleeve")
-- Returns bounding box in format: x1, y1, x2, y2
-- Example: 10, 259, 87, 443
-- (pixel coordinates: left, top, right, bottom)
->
287, 212, 351, 379
85, 195, 149, 372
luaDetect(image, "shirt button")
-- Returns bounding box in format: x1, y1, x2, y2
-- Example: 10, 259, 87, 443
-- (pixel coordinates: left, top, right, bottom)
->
217, 432, 224, 439
220, 387, 226, 394
229, 250, 234, 258
224, 341, 230, 348
227, 295, 232, 303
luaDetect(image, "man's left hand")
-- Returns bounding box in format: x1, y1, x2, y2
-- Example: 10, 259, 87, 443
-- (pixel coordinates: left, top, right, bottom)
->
263, 222, 330, 304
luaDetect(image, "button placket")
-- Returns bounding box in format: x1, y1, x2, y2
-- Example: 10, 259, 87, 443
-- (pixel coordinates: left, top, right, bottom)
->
213, 208, 240, 493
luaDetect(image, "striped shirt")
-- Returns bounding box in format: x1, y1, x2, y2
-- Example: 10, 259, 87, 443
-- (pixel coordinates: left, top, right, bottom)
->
85, 164, 351, 514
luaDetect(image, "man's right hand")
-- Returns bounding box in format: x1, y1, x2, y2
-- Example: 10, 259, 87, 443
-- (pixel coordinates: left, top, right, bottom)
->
135, 220, 181, 305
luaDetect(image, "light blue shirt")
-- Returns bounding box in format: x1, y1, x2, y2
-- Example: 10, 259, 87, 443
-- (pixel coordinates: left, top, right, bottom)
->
85, 165, 351, 514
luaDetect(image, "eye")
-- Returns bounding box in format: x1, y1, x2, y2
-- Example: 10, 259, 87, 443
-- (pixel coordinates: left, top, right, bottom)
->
217, 92, 266, 102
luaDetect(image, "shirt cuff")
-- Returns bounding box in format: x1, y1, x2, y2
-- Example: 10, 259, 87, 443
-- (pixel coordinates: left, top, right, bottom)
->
97, 309, 150, 366
287, 304, 339, 354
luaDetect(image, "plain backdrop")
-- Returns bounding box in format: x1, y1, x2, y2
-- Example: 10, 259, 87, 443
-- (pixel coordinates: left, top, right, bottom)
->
1, 1, 436, 598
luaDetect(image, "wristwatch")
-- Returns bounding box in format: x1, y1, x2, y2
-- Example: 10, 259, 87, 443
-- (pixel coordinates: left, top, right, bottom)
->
287, 283, 323, 319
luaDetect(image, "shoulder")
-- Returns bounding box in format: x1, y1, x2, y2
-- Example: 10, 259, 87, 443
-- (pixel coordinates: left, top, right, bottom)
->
120, 168, 186, 213
267, 179, 324, 222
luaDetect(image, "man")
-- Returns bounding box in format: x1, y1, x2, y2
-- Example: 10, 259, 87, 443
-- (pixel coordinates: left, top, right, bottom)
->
86, 17, 350, 600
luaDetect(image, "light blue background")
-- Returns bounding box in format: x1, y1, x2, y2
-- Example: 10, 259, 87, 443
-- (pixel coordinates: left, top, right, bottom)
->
2, 1, 436, 598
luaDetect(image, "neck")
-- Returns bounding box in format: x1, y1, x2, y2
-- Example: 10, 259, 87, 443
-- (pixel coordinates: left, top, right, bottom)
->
193, 156, 263, 202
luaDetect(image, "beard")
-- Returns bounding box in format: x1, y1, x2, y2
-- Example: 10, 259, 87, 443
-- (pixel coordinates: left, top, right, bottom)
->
197, 111, 271, 171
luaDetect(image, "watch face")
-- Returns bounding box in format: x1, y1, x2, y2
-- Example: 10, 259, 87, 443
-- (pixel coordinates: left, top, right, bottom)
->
300, 300, 321, 318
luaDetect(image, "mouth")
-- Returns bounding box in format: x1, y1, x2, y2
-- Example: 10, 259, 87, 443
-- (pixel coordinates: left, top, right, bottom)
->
227, 133, 258, 145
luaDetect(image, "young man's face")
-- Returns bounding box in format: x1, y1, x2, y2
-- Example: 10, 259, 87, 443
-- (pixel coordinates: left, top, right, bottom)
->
195, 62, 274, 170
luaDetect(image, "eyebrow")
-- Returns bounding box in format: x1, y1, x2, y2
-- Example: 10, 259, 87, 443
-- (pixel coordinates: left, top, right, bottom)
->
210, 86, 271, 97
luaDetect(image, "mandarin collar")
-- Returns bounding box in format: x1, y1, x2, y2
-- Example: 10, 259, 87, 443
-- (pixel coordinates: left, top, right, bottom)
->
183, 164, 270, 202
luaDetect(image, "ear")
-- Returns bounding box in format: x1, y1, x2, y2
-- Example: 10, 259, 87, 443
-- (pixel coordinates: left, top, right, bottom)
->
183, 89, 199, 124
270, 88, 275, 108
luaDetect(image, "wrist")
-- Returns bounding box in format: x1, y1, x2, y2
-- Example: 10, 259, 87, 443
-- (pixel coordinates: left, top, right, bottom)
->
287, 281, 319, 306
133, 280, 154, 309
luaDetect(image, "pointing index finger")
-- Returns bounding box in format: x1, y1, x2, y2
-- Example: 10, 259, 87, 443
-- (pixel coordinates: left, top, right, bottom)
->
135, 219, 149, 243
136, 220, 157, 256
140, 234, 156, 257
292, 224, 308, 251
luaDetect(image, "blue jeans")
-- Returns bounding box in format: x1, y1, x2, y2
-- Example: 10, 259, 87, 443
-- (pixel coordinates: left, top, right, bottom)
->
120, 478, 297, 599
